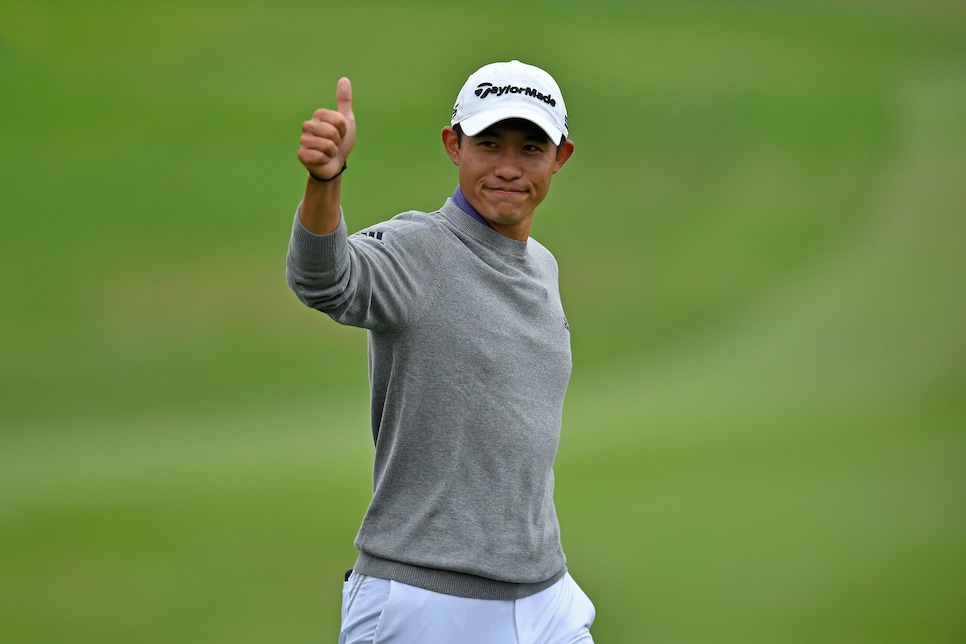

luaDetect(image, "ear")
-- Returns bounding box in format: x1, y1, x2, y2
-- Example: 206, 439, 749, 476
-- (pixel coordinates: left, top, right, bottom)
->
552, 139, 575, 174
441, 127, 461, 166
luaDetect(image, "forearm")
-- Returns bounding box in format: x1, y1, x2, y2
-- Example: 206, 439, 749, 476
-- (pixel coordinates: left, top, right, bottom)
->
298, 173, 343, 234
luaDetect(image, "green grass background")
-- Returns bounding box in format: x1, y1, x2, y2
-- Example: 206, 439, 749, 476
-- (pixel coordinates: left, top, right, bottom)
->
2, 0, 965, 641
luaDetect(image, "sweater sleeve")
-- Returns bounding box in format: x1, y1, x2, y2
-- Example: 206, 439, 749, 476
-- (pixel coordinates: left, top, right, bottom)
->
285, 205, 435, 331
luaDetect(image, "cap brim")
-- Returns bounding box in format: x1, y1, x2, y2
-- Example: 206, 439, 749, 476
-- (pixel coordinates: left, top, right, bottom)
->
457, 106, 565, 143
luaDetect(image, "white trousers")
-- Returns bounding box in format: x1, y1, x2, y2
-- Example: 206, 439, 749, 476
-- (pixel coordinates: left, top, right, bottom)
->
339, 571, 595, 644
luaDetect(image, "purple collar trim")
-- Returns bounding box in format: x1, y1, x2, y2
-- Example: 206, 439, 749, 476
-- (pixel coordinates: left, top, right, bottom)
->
452, 186, 492, 229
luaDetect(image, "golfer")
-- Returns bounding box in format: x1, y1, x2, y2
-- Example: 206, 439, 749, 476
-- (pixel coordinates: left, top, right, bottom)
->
286, 60, 595, 643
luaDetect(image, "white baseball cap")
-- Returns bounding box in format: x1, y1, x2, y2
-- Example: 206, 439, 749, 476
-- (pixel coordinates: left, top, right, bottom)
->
451, 60, 569, 143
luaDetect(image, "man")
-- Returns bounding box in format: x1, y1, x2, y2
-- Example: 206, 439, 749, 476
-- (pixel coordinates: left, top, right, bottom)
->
287, 60, 595, 643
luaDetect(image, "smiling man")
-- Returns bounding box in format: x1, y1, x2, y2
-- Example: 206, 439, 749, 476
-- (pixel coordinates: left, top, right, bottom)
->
286, 60, 593, 643
442, 117, 573, 241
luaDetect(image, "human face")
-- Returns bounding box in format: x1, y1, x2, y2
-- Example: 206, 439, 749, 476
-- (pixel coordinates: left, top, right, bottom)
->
442, 119, 574, 241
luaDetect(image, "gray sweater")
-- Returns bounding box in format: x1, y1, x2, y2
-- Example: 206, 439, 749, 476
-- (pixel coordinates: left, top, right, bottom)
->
286, 198, 572, 600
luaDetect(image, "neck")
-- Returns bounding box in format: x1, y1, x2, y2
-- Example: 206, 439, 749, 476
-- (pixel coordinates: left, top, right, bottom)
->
452, 186, 492, 229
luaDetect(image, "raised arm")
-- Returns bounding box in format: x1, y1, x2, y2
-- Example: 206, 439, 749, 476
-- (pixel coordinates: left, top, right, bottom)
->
296, 77, 356, 234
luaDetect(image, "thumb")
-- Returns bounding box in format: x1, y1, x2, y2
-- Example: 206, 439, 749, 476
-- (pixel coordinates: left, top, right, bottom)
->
336, 77, 354, 121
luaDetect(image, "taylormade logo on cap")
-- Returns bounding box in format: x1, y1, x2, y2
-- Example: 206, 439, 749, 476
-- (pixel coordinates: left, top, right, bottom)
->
473, 82, 557, 107
452, 60, 569, 143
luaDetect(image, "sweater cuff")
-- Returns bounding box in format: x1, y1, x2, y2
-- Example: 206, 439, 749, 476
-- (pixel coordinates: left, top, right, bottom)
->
291, 203, 347, 255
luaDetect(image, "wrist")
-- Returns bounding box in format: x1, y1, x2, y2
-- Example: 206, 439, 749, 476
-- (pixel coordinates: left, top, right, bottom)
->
308, 161, 347, 183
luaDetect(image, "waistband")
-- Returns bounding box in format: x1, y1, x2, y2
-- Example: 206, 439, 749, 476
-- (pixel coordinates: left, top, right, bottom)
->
352, 552, 566, 601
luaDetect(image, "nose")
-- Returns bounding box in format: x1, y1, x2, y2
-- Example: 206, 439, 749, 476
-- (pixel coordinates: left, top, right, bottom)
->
493, 149, 524, 180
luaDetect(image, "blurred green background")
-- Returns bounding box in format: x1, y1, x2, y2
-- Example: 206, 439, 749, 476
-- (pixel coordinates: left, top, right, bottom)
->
2, 0, 965, 641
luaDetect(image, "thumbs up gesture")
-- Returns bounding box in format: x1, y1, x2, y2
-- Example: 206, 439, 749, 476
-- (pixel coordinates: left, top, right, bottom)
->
298, 77, 356, 181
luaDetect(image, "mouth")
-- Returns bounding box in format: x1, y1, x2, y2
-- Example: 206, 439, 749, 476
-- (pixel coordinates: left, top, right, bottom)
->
484, 186, 527, 197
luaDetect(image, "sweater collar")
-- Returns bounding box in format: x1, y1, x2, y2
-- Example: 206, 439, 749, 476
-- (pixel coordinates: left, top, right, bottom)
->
440, 197, 530, 258
451, 186, 492, 229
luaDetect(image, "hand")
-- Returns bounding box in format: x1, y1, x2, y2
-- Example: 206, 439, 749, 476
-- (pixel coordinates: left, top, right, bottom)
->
298, 77, 356, 181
